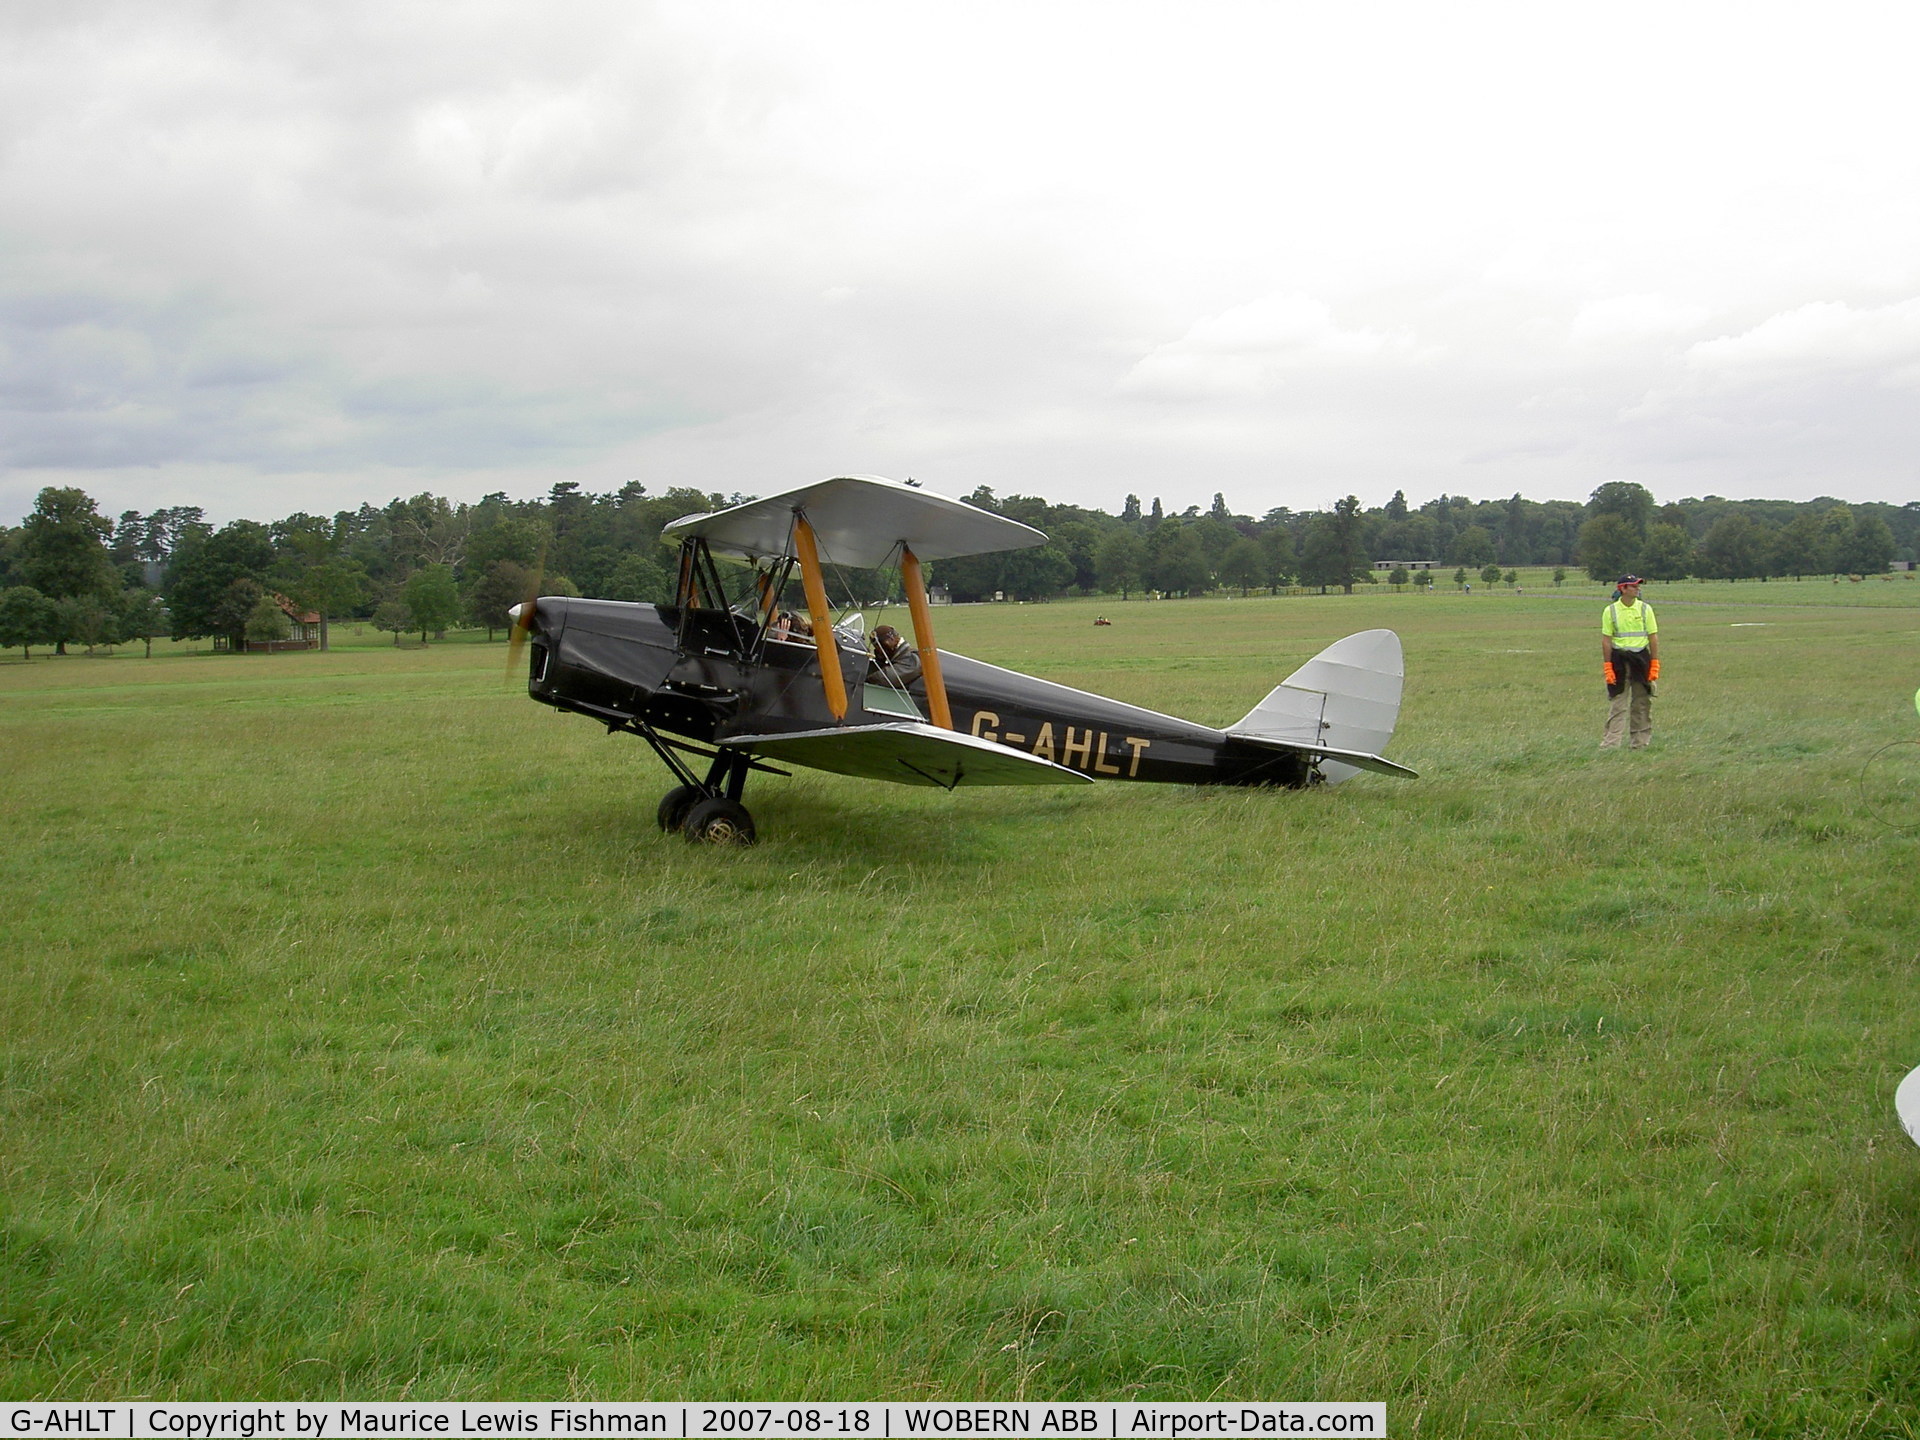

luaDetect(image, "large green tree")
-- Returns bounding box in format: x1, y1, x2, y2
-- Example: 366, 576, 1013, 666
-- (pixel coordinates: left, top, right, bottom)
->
1771, 510, 1830, 578
1696, 512, 1774, 580
1837, 513, 1896, 575
1330, 495, 1367, 593
372, 598, 412, 645
1447, 525, 1496, 567
1147, 525, 1211, 596
166, 522, 274, 642
211, 578, 269, 651
54, 593, 117, 654
245, 594, 292, 647
1577, 482, 1658, 582
1639, 523, 1695, 581
601, 550, 674, 605
118, 589, 169, 658
1297, 497, 1366, 593
270, 512, 339, 570
0, 586, 57, 659
1588, 480, 1656, 536
290, 559, 372, 623
1093, 532, 1146, 599
1261, 527, 1297, 591
19, 488, 119, 651
997, 543, 1076, 601
20, 487, 117, 598
1815, 505, 1856, 574
466, 514, 553, 575
467, 560, 534, 640
1218, 537, 1267, 596
403, 564, 461, 642
1577, 514, 1639, 582
1376, 511, 1440, 562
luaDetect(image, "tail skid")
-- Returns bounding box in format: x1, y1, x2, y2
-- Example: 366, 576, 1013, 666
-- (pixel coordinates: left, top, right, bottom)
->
1228, 629, 1413, 783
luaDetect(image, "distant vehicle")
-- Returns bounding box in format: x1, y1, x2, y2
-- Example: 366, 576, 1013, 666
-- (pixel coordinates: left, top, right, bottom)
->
511, 475, 1415, 843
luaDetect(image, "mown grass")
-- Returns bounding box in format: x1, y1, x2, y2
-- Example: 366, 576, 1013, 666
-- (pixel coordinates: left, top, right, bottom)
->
4, 591, 1920, 1435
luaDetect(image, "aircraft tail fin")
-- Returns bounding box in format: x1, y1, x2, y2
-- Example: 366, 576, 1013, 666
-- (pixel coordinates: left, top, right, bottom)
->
1228, 629, 1410, 784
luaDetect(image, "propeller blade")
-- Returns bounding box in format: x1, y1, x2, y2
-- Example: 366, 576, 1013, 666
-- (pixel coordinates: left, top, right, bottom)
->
505, 543, 547, 683
506, 598, 536, 678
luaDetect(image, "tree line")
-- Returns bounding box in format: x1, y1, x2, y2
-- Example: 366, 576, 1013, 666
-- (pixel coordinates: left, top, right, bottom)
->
2, 479, 1914, 657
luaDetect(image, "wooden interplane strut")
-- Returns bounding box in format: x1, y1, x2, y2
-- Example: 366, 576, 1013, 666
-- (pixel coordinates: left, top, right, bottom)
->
791, 513, 847, 721
900, 546, 951, 730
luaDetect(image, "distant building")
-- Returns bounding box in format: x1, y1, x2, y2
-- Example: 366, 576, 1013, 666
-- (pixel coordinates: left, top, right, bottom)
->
243, 594, 329, 652
1373, 559, 1441, 570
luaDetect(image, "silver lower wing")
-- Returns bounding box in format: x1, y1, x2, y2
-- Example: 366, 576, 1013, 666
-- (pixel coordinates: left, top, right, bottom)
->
724, 722, 1094, 789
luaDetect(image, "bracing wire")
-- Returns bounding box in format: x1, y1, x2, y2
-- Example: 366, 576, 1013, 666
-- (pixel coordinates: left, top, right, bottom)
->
814, 536, 920, 709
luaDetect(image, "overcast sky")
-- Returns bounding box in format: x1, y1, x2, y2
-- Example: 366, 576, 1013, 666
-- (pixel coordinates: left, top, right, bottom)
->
4, 0, 1918, 527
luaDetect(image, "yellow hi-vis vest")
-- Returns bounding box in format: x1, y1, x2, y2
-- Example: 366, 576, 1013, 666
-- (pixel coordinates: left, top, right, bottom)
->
1602, 600, 1656, 651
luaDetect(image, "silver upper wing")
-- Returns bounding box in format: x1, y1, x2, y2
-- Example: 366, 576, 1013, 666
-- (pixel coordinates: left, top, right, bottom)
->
662, 475, 1048, 568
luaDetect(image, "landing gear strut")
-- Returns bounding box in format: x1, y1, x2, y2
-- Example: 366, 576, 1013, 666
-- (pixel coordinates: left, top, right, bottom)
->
628, 720, 772, 846
651, 746, 757, 845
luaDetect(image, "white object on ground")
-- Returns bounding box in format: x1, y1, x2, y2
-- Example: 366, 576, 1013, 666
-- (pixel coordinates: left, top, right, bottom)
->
1898, 1064, 1920, 1147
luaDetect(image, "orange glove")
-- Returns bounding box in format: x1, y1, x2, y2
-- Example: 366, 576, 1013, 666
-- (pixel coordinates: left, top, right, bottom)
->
1603, 662, 1617, 686
1648, 658, 1660, 682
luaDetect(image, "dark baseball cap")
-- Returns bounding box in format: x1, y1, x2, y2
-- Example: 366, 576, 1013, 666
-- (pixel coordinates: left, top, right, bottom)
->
1616, 574, 1643, 586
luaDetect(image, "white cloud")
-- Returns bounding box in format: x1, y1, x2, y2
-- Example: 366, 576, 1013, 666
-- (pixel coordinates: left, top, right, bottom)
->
1607, 298, 1920, 485
6, 0, 1920, 523
1569, 294, 1712, 346
1681, 299, 1920, 383
1120, 295, 1422, 400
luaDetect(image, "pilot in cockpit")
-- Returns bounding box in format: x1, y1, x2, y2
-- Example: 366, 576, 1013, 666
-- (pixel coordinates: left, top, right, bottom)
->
869, 625, 921, 685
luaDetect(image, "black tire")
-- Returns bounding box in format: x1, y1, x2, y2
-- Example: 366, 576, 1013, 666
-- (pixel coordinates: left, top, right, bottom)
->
681, 796, 756, 846
656, 785, 703, 832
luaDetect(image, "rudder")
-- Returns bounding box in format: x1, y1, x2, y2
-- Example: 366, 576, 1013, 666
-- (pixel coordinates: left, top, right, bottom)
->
1230, 629, 1406, 784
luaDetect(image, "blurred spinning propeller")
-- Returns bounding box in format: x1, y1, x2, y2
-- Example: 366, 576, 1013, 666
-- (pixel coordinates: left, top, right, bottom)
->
505, 545, 547, 683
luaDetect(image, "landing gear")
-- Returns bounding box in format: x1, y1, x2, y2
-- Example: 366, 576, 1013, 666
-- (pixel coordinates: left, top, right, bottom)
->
656, 785, 702, 833
652, 747, 758, 845
681, 796, 756, 845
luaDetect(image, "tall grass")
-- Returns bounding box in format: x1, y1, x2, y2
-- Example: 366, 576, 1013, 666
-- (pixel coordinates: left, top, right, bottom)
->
3, 593, 1919, 1435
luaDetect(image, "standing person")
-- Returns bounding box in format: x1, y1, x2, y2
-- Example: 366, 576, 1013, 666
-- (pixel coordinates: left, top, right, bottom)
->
1600, 574, 1660, 749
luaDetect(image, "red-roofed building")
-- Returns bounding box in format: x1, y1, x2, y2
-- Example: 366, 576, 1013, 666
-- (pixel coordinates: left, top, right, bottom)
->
241, 594, 329, 652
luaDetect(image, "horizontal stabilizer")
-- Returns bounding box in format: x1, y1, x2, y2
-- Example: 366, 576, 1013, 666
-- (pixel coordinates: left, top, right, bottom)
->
1230, 628, 1411, 784
1230, 733, 1418, 779
723, 722, 1094, 789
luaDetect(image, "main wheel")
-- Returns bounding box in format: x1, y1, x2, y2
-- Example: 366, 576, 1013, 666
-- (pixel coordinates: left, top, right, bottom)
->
656, 785, 703, 833
681, 796, 756, 846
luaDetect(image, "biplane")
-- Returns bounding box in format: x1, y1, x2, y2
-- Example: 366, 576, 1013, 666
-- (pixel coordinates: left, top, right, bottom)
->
510, 475, 1415, 843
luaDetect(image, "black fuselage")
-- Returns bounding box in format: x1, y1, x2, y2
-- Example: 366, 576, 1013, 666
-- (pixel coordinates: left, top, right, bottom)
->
526, 597, 1311, 788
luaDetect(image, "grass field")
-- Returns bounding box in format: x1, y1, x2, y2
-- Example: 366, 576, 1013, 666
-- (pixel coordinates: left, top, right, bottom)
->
5, 587, 1920, 1434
